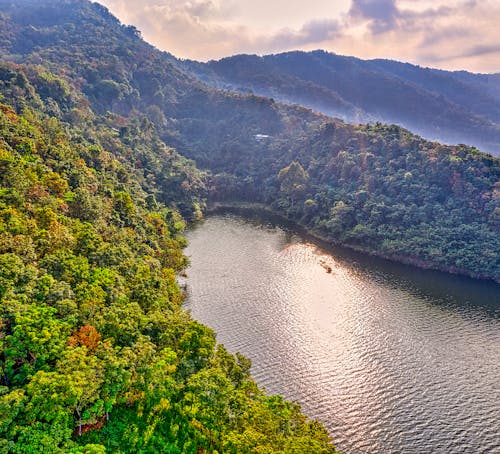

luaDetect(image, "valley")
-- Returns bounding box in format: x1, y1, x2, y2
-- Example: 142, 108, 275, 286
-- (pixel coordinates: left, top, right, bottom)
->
0, 1, 498, 452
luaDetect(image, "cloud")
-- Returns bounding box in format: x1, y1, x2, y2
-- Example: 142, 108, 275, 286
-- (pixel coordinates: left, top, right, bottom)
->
99, 0, 343, 59
422, 44, 500, 66
348, 0, 399, 33
97, 0, 500, 72
461, 44, 500, 59
99, 0, 245, 58
266, 19, 342, 50
347, 0, 456, 35
342, 0, 500, 72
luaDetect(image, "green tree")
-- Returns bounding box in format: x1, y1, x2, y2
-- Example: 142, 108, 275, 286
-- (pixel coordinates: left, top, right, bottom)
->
278, 161, 309, 208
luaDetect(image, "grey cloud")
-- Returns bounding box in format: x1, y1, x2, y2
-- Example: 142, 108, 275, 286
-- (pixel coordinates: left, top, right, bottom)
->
462, 44, 500, 58
301, 19, 343, 42
348, 0, 457, 35
184, 0, 222, 18
423, 44, 500, 63
418, 25, 474, 49
349, 0, 399, 33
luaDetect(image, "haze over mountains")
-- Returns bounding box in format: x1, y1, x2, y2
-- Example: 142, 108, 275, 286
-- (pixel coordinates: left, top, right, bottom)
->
186, 51, 500, 155
2, 0, 500, 155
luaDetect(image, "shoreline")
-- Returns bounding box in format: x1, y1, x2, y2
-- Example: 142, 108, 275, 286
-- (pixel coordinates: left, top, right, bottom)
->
205, 201, 499, 284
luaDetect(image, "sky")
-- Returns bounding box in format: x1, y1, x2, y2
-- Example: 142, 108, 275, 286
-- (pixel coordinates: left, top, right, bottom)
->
97, 0, 500, 73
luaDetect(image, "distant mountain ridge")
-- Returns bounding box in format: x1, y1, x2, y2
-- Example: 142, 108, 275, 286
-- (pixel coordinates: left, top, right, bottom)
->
2, 0, 499, 156
184, 50, 500, 155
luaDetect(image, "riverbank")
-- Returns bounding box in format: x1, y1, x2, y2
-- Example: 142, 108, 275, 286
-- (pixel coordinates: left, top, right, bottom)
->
206, 201, 499, 283
184, 212, 500, 453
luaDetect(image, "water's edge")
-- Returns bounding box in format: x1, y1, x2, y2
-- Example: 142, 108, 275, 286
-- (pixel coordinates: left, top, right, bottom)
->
184, 212, 500, 453
206, 201, 500, 285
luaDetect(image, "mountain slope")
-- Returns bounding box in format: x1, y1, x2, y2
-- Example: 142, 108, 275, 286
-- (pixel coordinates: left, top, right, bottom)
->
0, 0, 321, 139
0, 0, 498, 281
0, 2, 498, 451
185, 50, 500, 155
0, 61, 337, 453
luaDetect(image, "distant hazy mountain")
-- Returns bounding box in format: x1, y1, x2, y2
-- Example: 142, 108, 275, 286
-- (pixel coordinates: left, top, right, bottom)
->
184, 51, 500, 155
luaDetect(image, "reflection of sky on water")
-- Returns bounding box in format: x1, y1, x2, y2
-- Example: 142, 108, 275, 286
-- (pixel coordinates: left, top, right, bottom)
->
185, 213, 500, 453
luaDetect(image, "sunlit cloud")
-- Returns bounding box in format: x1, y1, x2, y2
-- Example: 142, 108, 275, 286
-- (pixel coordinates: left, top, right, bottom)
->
97, 0, 500, 73
264, 19, 343, 50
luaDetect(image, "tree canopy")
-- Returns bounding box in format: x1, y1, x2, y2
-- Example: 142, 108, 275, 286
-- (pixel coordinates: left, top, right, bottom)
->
0, 64, 337, 453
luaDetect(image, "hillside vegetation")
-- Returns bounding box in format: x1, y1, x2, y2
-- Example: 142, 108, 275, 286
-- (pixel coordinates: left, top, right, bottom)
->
210, 121, 499, 279
0, 1, 498, 277
0, 63, 336, 452
0, 1, 498, 451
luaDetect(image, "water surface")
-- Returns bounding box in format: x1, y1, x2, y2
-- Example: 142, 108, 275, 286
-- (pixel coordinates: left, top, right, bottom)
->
183, 210, 500, 454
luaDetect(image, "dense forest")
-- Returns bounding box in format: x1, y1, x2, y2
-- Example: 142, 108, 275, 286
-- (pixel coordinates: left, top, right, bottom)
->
0, 0, 497, 281
0, 0, 498, 451
0, 63, 336, 452
209, 121, 500, 280
186, 50, 500, 155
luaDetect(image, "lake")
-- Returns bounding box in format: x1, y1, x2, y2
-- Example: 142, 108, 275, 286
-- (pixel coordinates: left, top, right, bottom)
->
183, 209, 500, 454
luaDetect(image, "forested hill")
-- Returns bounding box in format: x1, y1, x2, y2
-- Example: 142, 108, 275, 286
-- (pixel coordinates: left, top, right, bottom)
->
185, 51, 500, 155
0, 0, 498, 277
0, 0, 498, 451
0, 0, 324, 161
210, 122, 500, 281
0, 62, 337, 452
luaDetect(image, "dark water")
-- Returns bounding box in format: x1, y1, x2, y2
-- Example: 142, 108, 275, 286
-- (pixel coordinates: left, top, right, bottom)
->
183, 210, 500, 454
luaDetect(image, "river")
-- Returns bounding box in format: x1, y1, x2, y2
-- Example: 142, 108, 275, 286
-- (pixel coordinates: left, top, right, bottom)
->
183, 209, 500, 454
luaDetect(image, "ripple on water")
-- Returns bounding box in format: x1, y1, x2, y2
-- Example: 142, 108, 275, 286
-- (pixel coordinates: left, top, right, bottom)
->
184, 214, 500, 454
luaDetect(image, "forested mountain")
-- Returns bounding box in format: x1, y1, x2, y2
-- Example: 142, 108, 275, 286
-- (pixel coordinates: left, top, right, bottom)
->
210, 122, 499, 280
0, 62, 336, 452
0, 1, 498, 277
0, 0, 322, 155
0, 0, 498, 450
185, 51, 500, 155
